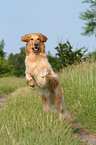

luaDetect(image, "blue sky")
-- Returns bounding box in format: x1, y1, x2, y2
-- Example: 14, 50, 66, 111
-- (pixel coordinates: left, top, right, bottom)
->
0, 0, 96, 56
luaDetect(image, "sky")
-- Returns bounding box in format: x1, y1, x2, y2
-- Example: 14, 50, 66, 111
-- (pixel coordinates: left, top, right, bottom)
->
0, 0, 96, 56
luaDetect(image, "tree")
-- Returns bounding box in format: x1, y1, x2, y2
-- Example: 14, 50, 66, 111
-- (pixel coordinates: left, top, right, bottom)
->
54, 41, 87, 69
80, 0, 96, 37
0, 39, 6, 58
0, 40, 13, 77
8, 47, 26, 77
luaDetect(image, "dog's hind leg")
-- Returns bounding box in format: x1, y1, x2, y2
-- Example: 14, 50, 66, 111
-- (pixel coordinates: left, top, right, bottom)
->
41, 96, 47, 111
54, 86, 65, 119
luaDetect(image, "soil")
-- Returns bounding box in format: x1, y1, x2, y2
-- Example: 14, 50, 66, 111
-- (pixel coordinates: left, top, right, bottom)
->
72, 123, 96, 145
0, 93, 12, 111
0, 93, 96, 145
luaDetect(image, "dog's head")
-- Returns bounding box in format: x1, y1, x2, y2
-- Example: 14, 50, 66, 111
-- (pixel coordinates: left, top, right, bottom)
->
21, 33, 47, 54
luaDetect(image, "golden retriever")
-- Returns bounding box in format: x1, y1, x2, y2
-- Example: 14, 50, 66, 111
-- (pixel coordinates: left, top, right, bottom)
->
21, 33, 65, 118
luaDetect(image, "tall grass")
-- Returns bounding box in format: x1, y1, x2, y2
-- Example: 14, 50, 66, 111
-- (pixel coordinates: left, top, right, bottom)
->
0, 77, 26, 97
59, 62, 96, 135
0, 87, 81, 145
0, 62, 96, 144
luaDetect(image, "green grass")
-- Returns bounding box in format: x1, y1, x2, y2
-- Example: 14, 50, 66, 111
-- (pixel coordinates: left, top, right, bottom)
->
0, 62, 96, 144
0, 77, 26, 97
59, 62, 96, 135
0, 87, 81, 145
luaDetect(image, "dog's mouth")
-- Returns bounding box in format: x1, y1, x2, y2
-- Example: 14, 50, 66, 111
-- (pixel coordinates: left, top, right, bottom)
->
32, 47, 40, 52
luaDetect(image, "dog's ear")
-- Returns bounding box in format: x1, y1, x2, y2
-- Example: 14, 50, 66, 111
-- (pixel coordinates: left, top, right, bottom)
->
21, 34, 31, 42
38, 33, 48, 42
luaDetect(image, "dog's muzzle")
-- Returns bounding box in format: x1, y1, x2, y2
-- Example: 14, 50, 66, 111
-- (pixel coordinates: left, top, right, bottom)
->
32, 43, 39, 52
32, 47, 39, 52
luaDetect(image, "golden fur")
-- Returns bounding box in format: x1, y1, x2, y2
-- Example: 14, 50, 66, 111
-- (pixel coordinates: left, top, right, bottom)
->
21, 33, 65, 117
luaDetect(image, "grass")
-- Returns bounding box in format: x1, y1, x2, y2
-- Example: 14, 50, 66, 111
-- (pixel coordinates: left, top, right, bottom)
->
0, 87, 81, 145
0, 77, 26, 98
59, 62, 96, 135
0, 62, 96, 144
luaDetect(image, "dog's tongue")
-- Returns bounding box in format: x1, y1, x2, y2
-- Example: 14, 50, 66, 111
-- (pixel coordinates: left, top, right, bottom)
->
34, 47, 38, 50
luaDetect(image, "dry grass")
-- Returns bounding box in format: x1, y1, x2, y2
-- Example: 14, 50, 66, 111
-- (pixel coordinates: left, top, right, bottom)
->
59, 62, 96, 135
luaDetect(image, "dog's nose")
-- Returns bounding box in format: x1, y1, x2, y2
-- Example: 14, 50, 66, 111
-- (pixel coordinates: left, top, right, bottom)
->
34, 43, 38, 47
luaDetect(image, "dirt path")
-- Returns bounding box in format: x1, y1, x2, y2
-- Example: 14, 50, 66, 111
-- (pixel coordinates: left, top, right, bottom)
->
0, 93, 96, 145
64, 111, 96, 144
0, 93, 12, 111
72, 123, 96, 145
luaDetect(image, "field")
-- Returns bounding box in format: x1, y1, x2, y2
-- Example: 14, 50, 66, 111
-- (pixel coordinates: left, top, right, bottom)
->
0, 77, 27, 98
0, 62, 96, 144
59, 62, 96, 135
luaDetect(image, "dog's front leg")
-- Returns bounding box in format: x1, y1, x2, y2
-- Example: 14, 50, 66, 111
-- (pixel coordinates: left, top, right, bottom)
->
36, 68, 49, 88
26, 73, 35, 87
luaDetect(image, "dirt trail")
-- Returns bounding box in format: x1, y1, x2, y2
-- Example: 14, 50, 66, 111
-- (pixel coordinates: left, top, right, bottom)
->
0, 93, 12, 111
0, 93, 96, 145
72, 123, 96, 145
62, 110, 96, 145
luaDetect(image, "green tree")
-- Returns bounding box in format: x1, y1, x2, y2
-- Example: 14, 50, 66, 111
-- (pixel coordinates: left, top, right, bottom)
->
0, 39, 6, 58
54, 41, 87, 69
80, 0, 96, 36
0, 40, 13, 77
8, 47, 26, 77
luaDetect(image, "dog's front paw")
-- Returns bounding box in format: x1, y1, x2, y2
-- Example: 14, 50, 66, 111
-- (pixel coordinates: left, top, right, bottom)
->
29, 82, 35, 87
27, 79, 35, 87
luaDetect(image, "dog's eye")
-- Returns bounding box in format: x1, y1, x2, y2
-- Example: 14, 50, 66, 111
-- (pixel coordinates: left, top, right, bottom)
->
31, 38, 33, 40
37, 38, 40, 40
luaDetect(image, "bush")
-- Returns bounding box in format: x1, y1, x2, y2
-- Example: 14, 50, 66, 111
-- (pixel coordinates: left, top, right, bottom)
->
54, 41, 87, 70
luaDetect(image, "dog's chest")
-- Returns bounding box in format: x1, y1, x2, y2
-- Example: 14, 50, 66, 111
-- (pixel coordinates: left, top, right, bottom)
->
26, 60, 38, 74
25, 56, 47, 74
